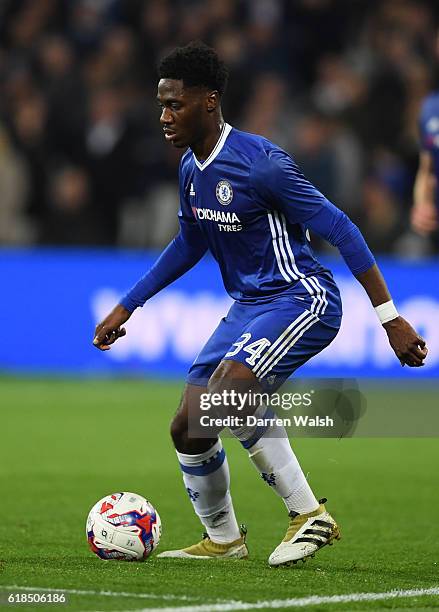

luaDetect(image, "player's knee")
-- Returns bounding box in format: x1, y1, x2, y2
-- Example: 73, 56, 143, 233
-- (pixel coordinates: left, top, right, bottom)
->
170, 412, 187, 448
170, 413, 217, 454
170, 404, 207, 454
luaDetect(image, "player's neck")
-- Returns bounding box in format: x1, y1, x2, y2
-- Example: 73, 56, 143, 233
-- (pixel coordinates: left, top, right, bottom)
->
191, 119, 225, 163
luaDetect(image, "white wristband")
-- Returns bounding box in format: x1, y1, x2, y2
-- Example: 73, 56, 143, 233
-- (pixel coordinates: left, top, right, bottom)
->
375, 300, 399, 325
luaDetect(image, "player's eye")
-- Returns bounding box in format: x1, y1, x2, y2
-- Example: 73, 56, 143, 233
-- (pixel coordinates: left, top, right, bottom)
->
157, 101, 180, 111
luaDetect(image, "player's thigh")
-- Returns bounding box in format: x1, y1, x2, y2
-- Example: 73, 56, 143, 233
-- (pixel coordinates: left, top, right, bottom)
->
186, 302, 253, 387
222, 302, 341, 391
256, 315, 341, 389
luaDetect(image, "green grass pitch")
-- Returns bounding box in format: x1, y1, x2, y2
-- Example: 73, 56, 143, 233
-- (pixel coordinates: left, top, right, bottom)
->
1, 378, 438, 611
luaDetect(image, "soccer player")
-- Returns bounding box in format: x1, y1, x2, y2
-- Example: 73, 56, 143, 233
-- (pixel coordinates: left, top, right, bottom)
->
411, 89, 439, 244
93, 42, 428, 566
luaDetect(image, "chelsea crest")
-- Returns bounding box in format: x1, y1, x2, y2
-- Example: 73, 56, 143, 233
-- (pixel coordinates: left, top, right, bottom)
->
216, 180, 233, 205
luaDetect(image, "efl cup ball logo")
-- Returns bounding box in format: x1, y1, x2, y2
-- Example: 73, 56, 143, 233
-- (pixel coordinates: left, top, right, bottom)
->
216, 180, 233, 205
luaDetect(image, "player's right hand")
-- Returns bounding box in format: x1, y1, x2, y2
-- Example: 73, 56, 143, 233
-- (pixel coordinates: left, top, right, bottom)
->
93, 304, 131, 351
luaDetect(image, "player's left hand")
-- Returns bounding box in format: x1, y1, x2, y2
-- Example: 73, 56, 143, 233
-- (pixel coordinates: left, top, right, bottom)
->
383, 316, 428, 367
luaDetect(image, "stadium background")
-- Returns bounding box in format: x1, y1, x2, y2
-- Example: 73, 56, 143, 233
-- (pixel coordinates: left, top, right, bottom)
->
1, 2, 439, 610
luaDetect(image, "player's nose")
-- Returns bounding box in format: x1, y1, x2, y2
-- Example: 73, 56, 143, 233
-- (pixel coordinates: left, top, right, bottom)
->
160, 107, 173, 125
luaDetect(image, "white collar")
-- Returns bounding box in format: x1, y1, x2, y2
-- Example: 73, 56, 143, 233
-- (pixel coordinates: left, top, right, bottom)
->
193, 123, 232, 171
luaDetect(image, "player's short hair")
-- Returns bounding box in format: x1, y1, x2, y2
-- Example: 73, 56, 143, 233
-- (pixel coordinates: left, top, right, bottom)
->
158, 41, 228, 96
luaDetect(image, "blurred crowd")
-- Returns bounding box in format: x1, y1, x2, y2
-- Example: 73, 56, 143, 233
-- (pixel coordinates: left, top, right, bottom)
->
0, 0, 438, 254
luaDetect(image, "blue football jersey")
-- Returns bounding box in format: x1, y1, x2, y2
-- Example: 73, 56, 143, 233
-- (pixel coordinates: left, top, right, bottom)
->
121, 123, 374, 314
419, 91, 439, 210
179, 123, 340, 304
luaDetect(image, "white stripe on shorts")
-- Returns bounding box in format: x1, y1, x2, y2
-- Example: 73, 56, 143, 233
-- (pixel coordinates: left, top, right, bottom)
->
253, 311, 318, 378
256, 313, 319, 380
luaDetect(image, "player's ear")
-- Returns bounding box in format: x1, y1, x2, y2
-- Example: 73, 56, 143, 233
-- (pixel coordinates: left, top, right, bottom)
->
206, 90, 219, 113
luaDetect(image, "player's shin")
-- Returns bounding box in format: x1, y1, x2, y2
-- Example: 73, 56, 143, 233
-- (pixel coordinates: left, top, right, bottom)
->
176, 439, 241, 543
231, 405, 318, 514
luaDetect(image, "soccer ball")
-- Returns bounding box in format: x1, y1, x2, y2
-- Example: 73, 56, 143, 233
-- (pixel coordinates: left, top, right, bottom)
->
86, 492, 161, 561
